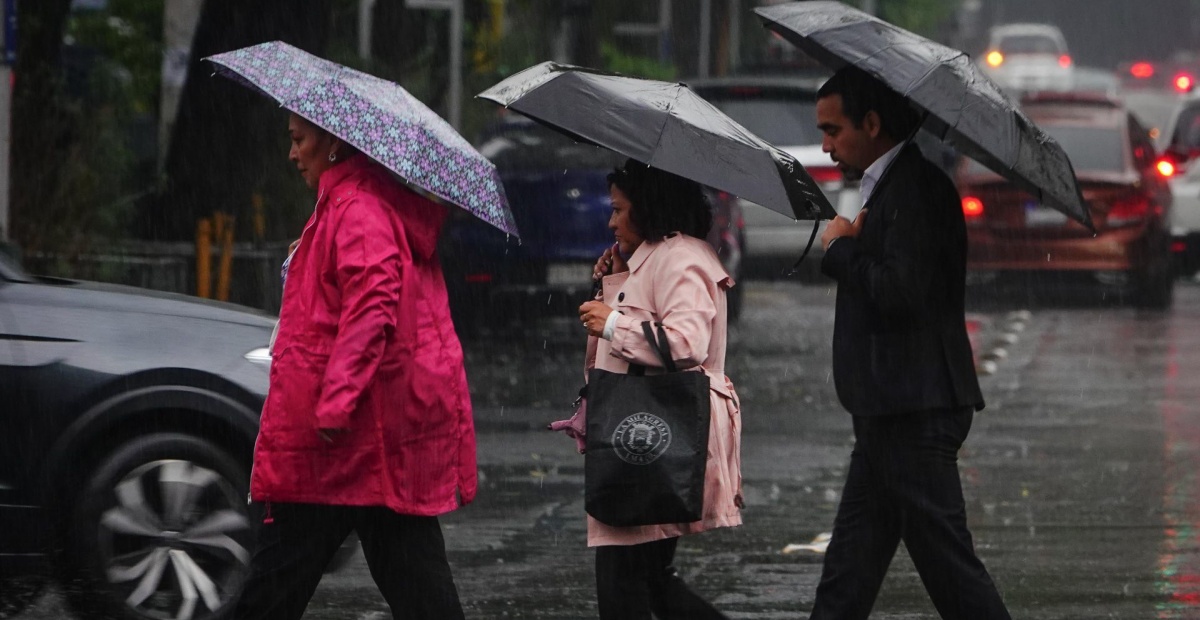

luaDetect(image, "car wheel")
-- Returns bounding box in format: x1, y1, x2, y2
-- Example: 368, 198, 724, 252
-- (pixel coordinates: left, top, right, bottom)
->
65, 433, 253, 620
1136, 263, 1174, 310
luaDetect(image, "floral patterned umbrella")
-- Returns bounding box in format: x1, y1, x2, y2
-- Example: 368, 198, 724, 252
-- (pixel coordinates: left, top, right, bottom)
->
205, 41, 518, 238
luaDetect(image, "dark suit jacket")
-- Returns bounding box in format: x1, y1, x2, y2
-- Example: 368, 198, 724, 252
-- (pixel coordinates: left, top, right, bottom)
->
820, 144, 984, 417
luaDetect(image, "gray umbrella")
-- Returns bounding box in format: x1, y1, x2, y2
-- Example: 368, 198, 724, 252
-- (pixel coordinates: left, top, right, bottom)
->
756, 1, 1092, 230
478, 62, 836, 221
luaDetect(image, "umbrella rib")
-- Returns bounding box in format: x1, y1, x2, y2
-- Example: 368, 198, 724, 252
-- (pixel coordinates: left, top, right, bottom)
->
645, 85, 686, 169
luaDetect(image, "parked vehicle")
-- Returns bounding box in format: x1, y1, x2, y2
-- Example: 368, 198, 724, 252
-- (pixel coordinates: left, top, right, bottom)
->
442, 115, 745, 328
957, 93, 1174, 308
688, 74, 862, 276
0, 249, 270, 620
1152, 91, 1200, 275
979, 23, 1075, 94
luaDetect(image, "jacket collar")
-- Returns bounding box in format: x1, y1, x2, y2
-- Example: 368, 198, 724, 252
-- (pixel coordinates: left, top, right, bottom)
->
317, 152, 373, 198
862, 142, 919, 212
626, 234, 676, 273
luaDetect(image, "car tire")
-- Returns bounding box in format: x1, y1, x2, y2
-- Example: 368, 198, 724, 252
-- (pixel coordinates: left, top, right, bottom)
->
1136, 263, 1174, 310
64, 433, 253, 620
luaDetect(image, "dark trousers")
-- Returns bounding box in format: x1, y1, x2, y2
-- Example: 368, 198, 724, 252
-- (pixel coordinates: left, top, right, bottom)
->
810, 409, 1011, 620
232, 502, 464, 620
595, 537, 729, 620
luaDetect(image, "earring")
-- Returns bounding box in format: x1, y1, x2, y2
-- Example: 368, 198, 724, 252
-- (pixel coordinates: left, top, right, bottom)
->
328, 152, 337, 162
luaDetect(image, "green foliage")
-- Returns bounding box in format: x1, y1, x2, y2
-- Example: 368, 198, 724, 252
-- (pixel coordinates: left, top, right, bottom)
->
880, 0, 959, 38
600, 41, 676, 81
66, 0, 163, 115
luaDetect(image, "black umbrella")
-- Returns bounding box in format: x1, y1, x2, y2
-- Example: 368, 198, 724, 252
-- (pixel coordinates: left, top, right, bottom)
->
756, 1, 1093, 230
478, 62, 836, 221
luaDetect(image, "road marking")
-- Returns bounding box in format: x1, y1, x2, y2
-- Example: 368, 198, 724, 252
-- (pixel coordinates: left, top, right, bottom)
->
783, 531, 832, 554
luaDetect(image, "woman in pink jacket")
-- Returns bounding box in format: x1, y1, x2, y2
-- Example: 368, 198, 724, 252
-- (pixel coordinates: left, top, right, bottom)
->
234, 113, 475, 619
576, 160, 741, 619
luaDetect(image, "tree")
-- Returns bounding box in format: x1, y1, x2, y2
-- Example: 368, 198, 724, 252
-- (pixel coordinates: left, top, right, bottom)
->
151, 0, 334, 241
10, 0, 75, 253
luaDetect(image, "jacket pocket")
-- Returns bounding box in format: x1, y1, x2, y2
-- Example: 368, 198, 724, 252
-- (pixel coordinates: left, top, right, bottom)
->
260, 345, 330, 449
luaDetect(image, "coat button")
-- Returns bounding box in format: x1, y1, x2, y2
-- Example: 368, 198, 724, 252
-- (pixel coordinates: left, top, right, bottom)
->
618, 292, 625, 302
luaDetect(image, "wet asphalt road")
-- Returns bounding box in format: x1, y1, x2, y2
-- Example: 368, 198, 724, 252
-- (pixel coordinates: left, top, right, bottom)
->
17, 278, 1200, 619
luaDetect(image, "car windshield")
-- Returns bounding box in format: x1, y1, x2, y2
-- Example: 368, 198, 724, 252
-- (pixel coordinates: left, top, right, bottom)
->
967, 124, 1124, 174
998, 35, 1063, 55
476, 122, 624, 172
698, 93, 823, 147
1169, 103, 1200, 152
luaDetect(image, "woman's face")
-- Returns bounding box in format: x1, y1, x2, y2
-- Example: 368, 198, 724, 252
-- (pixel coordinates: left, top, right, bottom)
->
288, 114, 339, 190
608, 185, 644, 257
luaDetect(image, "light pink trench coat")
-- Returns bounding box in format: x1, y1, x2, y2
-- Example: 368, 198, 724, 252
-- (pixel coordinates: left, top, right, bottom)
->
584, 233, 742, 547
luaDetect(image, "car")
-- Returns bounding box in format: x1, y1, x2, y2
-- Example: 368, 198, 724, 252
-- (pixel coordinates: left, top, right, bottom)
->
1118, 53, 1200, 95
441, 115, 745, 328
979, 23, 1075, 94
0, 248, 273, 620
688, 74, 861, 276
956, 93, 1174, 308
1150, 91, 1200, 275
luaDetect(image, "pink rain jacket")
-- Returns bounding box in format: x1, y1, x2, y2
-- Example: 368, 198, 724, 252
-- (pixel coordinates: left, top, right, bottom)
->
584, 234, 742, 547
251, 153, 476, 515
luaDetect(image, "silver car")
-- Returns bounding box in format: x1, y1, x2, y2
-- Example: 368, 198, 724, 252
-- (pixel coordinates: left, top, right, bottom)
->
1157, 92, 1200, 275
688, 75, 861, 276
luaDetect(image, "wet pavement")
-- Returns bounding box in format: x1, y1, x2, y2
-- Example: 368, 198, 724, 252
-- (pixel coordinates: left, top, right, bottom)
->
16, 278, 1200, 619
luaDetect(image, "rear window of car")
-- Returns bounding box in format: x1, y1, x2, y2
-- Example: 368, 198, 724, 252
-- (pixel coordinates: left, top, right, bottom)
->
997, 35, 1063, 56
967, 124, 1125, 174
1169, 102, 1200, 152
477, 123, 624, 172
695, 89, 824, 147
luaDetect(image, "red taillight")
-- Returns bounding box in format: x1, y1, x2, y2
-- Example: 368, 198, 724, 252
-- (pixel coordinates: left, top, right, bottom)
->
1172, 240, 1188, 253
1175, 73, 1195, 93
1157, 158, 1177, 178
1107, 194, 1152, 227
465, 273, 493, 283
807, 166, 843, 184
962, 196, 984, 220
1058, 55, 1072, 68
1130, 62, 1155, 79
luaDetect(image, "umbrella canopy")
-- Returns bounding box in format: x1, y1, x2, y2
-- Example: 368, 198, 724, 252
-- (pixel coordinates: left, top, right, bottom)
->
478, 62, 836, 221
205, 41, 518, 237
756, 1, 1093, 230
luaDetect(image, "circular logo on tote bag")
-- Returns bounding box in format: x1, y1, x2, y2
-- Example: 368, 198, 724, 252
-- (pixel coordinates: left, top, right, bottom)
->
612, 412, 672, 465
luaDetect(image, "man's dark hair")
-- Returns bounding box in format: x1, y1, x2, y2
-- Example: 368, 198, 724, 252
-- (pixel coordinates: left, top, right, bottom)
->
607, 159, 712, 241
817, 66, 922, 142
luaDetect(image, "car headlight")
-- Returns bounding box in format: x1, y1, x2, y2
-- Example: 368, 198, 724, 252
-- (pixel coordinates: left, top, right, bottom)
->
244, 347, 272, 366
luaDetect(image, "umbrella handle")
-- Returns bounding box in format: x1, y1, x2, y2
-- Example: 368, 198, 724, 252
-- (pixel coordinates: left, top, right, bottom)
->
785, 219, 822, 276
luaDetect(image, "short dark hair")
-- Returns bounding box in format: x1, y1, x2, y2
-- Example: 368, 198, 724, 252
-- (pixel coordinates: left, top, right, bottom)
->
607, 159, 712, 241
817, 66, 922, 142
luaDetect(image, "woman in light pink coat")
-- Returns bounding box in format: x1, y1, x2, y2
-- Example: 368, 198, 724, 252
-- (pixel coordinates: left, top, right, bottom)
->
575, 160, 741, 619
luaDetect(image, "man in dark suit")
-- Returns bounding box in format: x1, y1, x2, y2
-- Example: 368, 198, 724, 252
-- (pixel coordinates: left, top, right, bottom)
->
809, 66, 1011, 620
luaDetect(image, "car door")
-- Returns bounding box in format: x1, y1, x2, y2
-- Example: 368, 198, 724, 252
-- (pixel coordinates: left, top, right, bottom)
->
0, 268, 54, 558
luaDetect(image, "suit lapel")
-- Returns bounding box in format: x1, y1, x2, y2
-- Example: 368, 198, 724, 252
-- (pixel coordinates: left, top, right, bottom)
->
859, 144, 920, 248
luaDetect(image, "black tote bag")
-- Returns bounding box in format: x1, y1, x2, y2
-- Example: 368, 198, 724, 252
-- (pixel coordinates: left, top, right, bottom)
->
584, 322, 711, 527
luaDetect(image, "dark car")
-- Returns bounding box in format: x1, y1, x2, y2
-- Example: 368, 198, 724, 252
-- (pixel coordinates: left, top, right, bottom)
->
441, 116, 745, 329
956, 93, 1174, 307
0, 249, 273, 619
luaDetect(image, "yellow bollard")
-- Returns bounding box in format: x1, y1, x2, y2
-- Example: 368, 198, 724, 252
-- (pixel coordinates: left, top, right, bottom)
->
216, 213, 235, 302
196, 218, 212, 299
